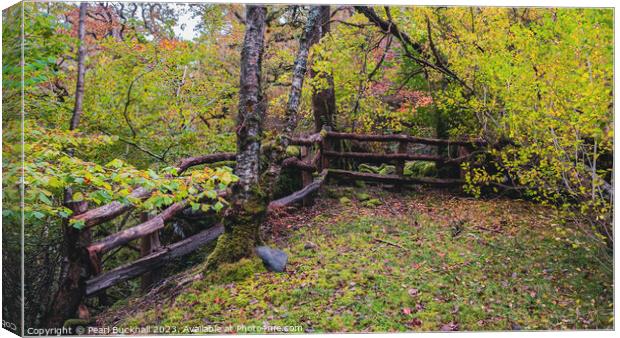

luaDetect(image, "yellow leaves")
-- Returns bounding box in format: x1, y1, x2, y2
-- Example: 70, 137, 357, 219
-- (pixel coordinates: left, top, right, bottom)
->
431, 7, 611, 229
72, 192, 84, 201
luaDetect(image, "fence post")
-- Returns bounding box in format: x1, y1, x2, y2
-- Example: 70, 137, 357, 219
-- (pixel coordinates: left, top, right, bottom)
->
457, 144, 470, 179
320, 129, 332, 171
140, 213, 161, 291
300, 145, 313, 205
395, 140, 407, 178
300, 146, 312, 187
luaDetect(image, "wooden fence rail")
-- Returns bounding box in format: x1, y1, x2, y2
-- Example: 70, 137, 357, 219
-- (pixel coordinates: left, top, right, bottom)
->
324, 131, 485, 147
323, 150, 445, 162
86, 224, 225, 296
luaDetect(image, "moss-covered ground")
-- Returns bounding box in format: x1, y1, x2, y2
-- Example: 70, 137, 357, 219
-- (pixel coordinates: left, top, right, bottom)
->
96, 186, 613, 332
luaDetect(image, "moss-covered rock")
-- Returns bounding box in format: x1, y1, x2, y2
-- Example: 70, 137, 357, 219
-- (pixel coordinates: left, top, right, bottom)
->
339, 196, 351, 205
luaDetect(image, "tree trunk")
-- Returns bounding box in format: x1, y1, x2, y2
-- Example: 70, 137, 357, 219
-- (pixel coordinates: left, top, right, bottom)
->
46, 3, 89, 328
69, 2, 87, 131
45, 202, 90, 328
284, 6, 322, 134
205, 5, 268, 270
310, 6, 337, 132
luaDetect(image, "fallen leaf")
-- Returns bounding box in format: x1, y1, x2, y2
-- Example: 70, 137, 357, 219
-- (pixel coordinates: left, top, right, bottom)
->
410, 318, 422, 327
408, 288, 420, 297
440, 322, 459, 331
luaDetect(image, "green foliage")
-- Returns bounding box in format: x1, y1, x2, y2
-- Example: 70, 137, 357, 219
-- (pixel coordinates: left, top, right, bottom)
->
3, 2, 244, 326
306, 13, 400, 133
80, 36, 237, 167
359, 163, 396, 175
396, 7, 613, 247
3, 121, 238, 229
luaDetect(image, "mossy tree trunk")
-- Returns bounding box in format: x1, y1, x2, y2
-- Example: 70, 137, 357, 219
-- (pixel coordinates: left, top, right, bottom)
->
206, 5, 268, 270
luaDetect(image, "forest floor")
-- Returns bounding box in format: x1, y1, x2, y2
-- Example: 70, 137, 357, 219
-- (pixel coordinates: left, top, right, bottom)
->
95, 184, 613, 332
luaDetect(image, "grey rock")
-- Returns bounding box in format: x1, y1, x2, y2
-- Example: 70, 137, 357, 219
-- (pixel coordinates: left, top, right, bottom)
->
256, 246, 288, 272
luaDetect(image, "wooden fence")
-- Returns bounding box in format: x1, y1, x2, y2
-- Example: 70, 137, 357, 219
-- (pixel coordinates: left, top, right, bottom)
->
71, 131, 483, 298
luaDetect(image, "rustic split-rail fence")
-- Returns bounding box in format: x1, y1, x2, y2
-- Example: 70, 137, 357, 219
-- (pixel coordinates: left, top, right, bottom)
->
72, 131, 484, 299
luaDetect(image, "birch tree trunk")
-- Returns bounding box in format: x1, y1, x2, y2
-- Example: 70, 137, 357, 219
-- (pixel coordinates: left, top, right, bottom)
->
284, 6, 322, 134
205, 5, 267, 269
257, 6, 325, 212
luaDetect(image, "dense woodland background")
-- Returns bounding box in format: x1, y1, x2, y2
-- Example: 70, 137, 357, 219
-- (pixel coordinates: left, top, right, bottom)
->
2, 2, 613, 332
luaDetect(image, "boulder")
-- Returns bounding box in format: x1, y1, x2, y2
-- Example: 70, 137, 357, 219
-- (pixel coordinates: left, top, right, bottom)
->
256, 246, 288, 272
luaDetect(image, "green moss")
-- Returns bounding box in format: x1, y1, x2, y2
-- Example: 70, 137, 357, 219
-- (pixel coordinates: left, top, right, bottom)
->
202, 258, 266, 284
355, 192, 371, 201
204, 188, 266, 271
204, 219, 258, 271
339, 196, 351, 205
109, 298, 129, 311
361, 198, 382, 207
